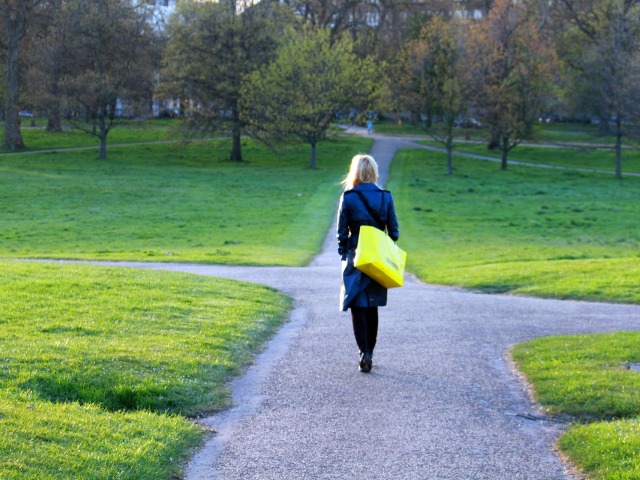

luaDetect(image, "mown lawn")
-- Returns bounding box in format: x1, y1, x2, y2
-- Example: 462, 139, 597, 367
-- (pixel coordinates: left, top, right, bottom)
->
424, 140, 640, 174
513, 333, 640, 480
389, 148, 640, 304
0, 260, 290, 479
0, 136, 371, 265
0, 119, 180, 153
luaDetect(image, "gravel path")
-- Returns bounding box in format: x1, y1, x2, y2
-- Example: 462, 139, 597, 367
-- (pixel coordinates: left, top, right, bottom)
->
78, 134, 640, 479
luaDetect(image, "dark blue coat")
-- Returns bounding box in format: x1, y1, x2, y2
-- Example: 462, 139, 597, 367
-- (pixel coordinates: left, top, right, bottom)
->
337, 183, 400, 311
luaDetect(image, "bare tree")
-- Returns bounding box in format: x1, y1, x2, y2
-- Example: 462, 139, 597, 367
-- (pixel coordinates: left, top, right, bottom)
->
279, 0, 454, 58
54, 0, 154, 159
466, 0, 557, 170
25, 0, 64, 131
396, 16, 471, 174
557, 0, 640, 179
0, 0, 48, 148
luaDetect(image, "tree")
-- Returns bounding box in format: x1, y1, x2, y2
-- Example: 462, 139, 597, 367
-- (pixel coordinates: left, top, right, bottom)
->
466, 0, 556, 170
240, 25, 378, 169
25, 0, 65, 131
0, 0, 48, 148
279, 0, 457, 60
54, 0, 154, 159
557, 0, 640, 179
160, 0, 293, 162
396, 16, 471, 175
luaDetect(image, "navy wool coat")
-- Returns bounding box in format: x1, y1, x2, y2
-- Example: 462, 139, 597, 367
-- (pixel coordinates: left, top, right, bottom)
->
337, 183, 400, 311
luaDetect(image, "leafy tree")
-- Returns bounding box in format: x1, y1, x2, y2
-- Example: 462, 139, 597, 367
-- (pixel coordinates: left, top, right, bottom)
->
160, 0, 293, 162
240, 25, 378, 169
54, 0, 154, 159
557, 0, 640, 179
466, 0, 556, 170
396, 16, 470, 175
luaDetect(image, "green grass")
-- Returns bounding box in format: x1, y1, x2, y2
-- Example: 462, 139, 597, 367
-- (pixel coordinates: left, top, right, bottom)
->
513, 333, 640, 421
0, 136, 370, 265
0, 260, 290, 478
422, 140, 640, 174
416, 119, 640, 173
0, 398, 202, 479
0, 119, 182, 153
512, 333, 640, 479
389, 148, 640, 303
557, 419, 640, 480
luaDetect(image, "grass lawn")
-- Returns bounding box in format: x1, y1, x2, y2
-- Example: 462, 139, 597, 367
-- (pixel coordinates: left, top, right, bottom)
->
0, 260, 290, 478
512, 333, 640, 479
389, 148, 640, 304
0, 136, 371, 265
0, 119, 183, 153
422, 140, 640, 174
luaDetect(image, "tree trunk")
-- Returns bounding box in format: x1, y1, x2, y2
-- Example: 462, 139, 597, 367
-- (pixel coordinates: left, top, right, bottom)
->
46, 81, 63, 132
501, 138, 509, 171
446, 138, 453, 175
598, 115, 611, 135
488, 130, 500, 150
615, 116, 622, 179
230, 111, 242, 162
309, 142, 317, 169
46, 113, 62, 132
98, 115, 107, 159
3, 9, 26, 149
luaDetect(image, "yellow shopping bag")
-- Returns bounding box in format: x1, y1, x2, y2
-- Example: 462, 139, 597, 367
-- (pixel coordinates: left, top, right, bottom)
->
354, 225, 407, 288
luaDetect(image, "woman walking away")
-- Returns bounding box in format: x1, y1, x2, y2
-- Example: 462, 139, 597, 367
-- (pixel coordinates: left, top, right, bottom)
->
337, 154, 400, 373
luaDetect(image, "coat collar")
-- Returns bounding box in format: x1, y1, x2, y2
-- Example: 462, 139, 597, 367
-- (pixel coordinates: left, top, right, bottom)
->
352, 183, 382, 191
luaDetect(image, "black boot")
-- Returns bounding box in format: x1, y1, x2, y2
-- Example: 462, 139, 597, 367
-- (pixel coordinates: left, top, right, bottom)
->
359, 351, 373, 373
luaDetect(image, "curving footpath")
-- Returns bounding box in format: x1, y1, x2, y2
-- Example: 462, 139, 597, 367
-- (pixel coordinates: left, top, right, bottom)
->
88, 135, 639, 479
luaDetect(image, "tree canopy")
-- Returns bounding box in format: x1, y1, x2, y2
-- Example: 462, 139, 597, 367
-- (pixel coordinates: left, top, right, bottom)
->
466, 0, 557, 170
160, 0, 294, 162
240, 25, 378, 169
396, 16, 470, 174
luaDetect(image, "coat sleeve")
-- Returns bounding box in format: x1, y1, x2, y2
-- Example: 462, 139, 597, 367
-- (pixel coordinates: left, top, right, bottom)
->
386, 192, 400, 242
337, 194, 349, 255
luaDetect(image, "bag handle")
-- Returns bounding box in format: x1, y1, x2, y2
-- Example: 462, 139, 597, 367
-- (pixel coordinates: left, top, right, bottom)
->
352, 190, 386, 232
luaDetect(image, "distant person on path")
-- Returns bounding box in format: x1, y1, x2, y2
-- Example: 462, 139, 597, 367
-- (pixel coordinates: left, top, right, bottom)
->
366, 120, 373, 134
337, 154, 400, 373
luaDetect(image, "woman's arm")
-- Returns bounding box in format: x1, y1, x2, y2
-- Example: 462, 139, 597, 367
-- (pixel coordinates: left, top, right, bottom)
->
386, 193, 400, 242
336, 194, 350, 254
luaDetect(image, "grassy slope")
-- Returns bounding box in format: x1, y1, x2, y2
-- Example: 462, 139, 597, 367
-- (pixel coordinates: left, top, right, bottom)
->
513, 333, 640, 480
420, 140, 640, 174
0, 260, 290, 478
0, 136, 371, 265
388, 148, 640, 304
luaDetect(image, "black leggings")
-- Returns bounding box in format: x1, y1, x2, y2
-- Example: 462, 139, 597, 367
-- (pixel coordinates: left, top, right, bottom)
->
351, 307, 379, 355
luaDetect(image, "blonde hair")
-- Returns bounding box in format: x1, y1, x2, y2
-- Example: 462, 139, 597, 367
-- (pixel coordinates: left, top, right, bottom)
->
341, 154, 379, 190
